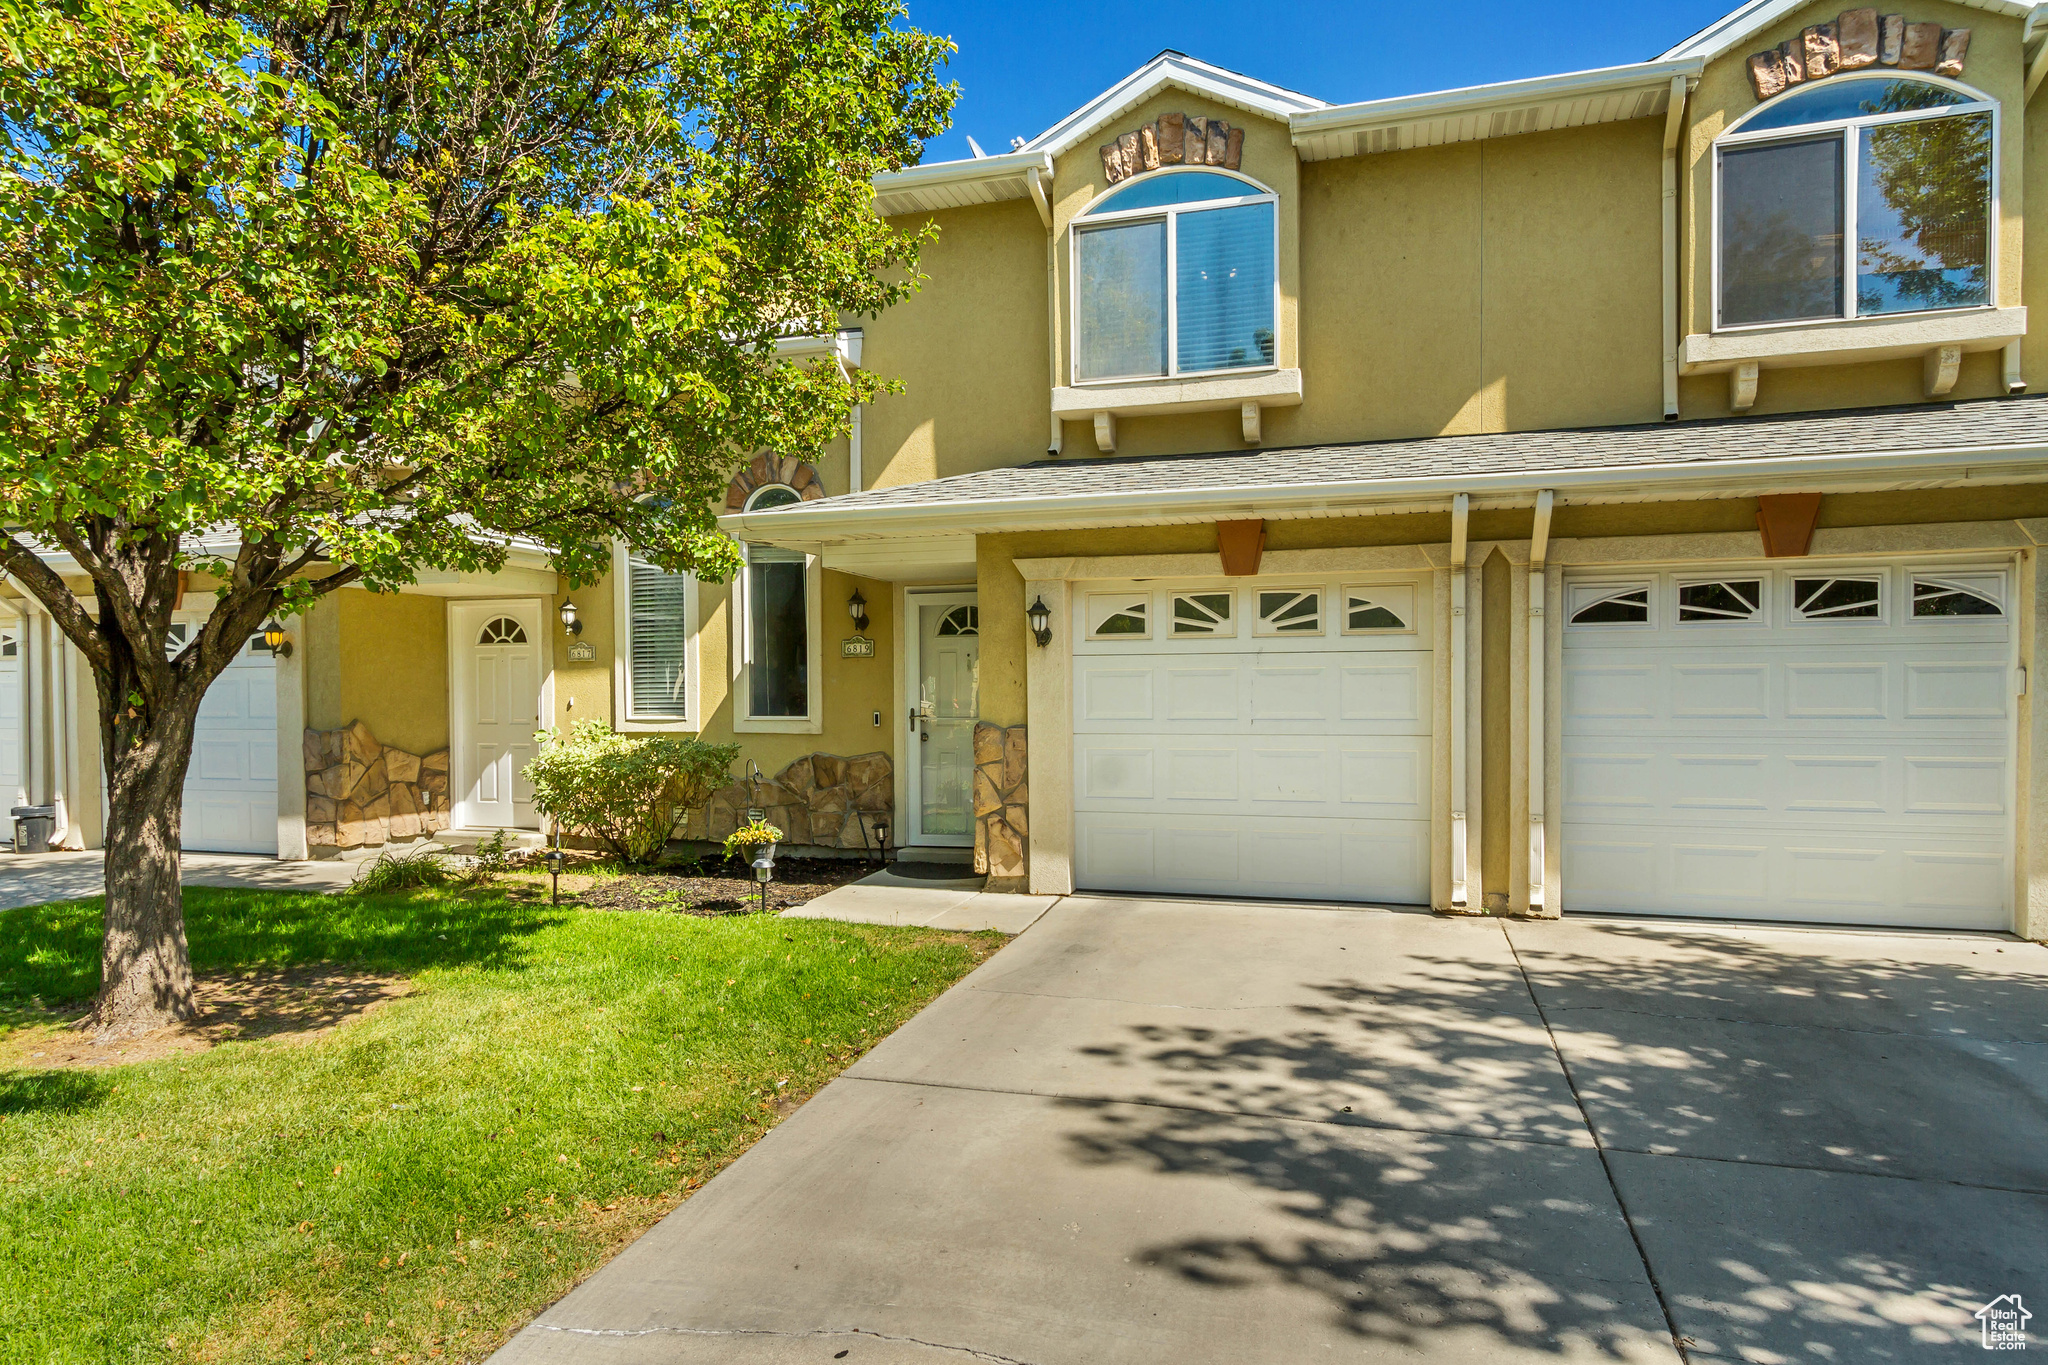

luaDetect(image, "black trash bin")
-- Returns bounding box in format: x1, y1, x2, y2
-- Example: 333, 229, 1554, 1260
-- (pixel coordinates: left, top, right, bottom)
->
10, 805, 56, 853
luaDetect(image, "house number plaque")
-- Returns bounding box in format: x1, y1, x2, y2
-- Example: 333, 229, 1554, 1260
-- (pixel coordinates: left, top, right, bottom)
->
842, 636, 875, 658
567, 641, 596, 662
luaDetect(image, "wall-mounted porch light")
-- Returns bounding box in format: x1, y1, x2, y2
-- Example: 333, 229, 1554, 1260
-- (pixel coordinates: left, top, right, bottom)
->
259, 619, 293, 658
1028, 595, 1052, 648
559, 599, 583, 636
847, 587, 869, 634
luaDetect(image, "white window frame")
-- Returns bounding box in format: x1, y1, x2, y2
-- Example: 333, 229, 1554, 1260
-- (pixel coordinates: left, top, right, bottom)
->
1166, 588, 1236, 638
1068, 167, 1282, 386
1253, 587, 1324, 637
610, 540, 700, 733
1565, 581, 1656, 629
1340, 583, 1417, 635
1787, 572, 1887, 625
1711, 71, 2000, 334
732, 537, 823, 735
1910, 571, 2007, 617
1674, 575, 1768, 628
1085, 592, 1152, 641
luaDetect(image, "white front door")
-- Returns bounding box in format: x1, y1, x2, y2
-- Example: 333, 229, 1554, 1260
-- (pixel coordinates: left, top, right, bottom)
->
182, 630, 279, 854
1561, 561, 2014, 929
907, 592, 979, 846
450, 601, 542, 830
1071, 574, 1434, 903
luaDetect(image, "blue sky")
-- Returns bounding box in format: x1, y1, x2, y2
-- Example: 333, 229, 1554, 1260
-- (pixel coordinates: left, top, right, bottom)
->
910, 0, 1740, 164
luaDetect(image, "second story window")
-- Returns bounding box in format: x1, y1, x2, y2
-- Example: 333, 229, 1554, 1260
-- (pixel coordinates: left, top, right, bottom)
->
1073, 169, 1276, 382
1716, 75, 1993, 329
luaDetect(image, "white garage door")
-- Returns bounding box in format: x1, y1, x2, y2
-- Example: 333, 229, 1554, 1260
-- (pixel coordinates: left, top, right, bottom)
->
1562, 561, 2013, 930
0, 624, 22, 814
182, 632, 278, 854
1072, 574, 1434, 903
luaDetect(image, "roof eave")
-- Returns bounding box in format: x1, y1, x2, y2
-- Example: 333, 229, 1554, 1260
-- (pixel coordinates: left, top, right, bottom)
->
721, 439, 2048, 545
1023, 53, 1327, 160
1289, 57, 1703, 161
1659, 0, 2032, 63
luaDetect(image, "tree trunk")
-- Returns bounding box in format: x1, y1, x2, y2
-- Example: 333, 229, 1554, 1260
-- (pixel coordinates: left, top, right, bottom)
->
91, 694, 203, 1040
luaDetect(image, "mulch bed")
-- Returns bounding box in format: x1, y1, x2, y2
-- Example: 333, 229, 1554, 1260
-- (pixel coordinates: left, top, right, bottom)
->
570, 856, 879, 916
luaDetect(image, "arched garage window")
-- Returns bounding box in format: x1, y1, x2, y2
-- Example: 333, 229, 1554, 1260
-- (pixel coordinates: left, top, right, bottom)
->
1073, 169, 1277, 381
1716, 74, 1994, 327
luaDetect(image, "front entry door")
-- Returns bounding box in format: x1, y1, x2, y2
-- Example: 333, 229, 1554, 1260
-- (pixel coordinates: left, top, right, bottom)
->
450, 601, 542, 830
908, 592, 979, 846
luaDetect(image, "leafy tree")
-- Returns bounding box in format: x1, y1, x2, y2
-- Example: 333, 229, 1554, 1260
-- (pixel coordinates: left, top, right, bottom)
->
0, 0, 953, 1036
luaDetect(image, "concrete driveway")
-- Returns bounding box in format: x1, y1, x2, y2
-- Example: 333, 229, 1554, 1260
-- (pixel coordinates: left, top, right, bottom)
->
494, 897, 2048, 1364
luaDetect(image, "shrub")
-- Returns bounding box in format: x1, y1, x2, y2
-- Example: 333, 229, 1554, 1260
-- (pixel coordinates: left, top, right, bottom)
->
722, 819, 784, 862
525, 721, 738, 864
352, 843, 455, 894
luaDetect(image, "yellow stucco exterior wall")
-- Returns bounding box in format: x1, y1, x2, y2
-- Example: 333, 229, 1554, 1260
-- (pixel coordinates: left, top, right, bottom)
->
307, 588, 448, 756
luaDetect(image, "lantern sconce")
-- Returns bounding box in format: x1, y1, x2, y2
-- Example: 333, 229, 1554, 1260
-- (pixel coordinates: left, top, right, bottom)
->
259, 619, 293, 659
1027, 595, 1052, 648
559, 599, 583, 636
848, 587, 869, 634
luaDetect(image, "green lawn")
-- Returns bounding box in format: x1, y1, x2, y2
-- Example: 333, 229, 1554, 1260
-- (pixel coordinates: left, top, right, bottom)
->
0, 884, 1001, 1365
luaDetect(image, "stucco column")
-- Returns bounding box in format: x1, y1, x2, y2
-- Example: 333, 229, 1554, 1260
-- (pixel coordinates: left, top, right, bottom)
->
1507, 561, 1533, 915
62, 632, 101, 849
1543, 564, 1565, 915
2022, 533, 2047, 941
276, 631, 308, 861
1023, 575, 1073, 896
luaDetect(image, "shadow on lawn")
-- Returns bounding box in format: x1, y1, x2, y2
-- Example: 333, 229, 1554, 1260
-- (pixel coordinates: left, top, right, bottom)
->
1059, 922, 2048, 1360
0, 885, 570, 1020
0, 1066, 114, 1115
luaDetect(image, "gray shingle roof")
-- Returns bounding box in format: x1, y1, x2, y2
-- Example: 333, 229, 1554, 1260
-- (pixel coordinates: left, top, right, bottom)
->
761, 394, 2048, 515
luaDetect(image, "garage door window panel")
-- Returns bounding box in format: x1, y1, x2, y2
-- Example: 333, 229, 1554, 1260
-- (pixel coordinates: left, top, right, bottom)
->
1256, 590, 1323, 636
1344, 585, 1415, 634
1792, 576, 1883, 622
1171, 592, 1234, 637
1568, 584, 1653, 627
1678, 579, 1764, 624
1088, 595, 1151, 640
1912, 575, 2003, 617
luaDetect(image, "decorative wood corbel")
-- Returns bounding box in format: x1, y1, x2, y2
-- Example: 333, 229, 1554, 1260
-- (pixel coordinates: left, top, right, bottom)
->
1216, 519, 1266, 576
1757, 493, 1823, 557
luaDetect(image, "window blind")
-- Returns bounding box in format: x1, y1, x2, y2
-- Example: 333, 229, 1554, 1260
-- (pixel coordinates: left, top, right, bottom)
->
1176, 202, 1275, 373
627, 556, 690, 720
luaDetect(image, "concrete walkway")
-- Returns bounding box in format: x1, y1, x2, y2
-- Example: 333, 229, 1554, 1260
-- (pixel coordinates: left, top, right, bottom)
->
782, 865, 1053, 934
493, 897, 2048, 1364
0, 850, 361, 909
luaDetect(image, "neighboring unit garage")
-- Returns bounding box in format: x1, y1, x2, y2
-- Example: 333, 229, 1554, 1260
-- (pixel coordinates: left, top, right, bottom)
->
1561, 560, 2014, 930
177, 627, 280, 855
1072, 574, 1434, 903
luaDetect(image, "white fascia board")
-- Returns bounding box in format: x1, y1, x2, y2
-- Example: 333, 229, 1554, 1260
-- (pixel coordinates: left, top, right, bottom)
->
1289, 57, 1703, 147
772, 329, 864, 365
1024, 53, 1325, 159
871, 150, 1053, 215
1659, 0, 2029, 63
719, 439, 2048, 544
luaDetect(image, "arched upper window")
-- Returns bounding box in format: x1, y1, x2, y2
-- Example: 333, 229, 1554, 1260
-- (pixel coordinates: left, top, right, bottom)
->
745, 483, 802, 512
1073, 167, 1277, 383
477, 617, 528, 645
1716, 73, 1994, 329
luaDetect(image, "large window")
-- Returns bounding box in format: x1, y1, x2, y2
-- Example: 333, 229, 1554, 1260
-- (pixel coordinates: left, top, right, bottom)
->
1073, 169, 1277, 382
1717, 75, 1993, 328
740, 484, 810, 722
624, 556, 691, 722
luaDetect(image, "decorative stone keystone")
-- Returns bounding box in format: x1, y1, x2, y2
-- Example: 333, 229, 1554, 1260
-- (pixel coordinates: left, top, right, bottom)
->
1101, 111, 1246, 185
1746, 12, 1972, 100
